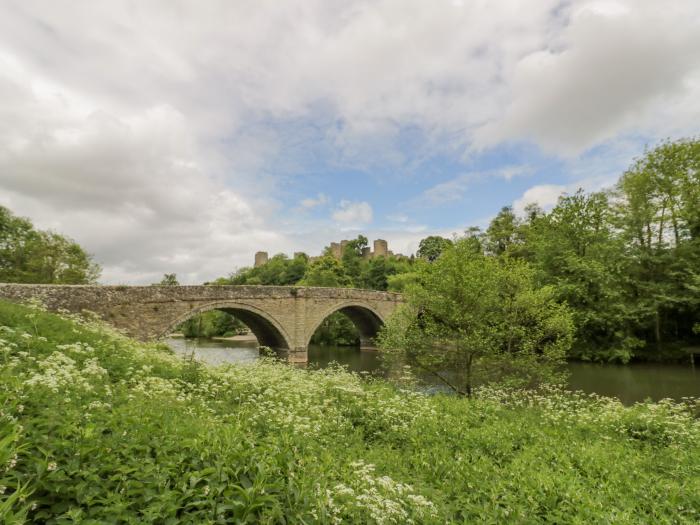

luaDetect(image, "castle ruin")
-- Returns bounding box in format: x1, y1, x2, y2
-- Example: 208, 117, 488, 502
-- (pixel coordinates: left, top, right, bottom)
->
254, 238, 405, 267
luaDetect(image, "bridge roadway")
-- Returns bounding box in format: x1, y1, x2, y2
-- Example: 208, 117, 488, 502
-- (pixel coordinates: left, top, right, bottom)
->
0, 284, 403, 362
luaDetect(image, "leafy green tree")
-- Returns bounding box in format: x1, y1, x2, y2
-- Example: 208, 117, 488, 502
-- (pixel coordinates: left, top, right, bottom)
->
155, 273, 179, 286
227, 254, 309, 286
387, 271, 419, 292
309, 312, 360, 346
340, 236, 368, 285
284, 253, 309, 283
523, 190, 641, 362
416, 236, 452, 262
0, 205, 100, 284
380, 239, 573, 396
301, 256, 351, 287
362, 257, 391, 290
615, 138, 700, 356
485, 206, 523, 256
178, 310, 246, 338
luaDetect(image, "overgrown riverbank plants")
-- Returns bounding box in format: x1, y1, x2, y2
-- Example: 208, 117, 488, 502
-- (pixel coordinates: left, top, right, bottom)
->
0, 300, 699, 522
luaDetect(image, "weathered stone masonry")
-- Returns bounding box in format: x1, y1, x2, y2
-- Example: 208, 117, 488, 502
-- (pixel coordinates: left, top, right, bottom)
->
0, 284, 403, 361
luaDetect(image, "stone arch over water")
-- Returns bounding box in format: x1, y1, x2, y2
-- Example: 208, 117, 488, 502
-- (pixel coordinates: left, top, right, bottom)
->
162, 301, 293, 351
306, 301, 385, 350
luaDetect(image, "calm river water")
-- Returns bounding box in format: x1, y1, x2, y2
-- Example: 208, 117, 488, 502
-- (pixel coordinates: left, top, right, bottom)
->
166, 337, 700, 405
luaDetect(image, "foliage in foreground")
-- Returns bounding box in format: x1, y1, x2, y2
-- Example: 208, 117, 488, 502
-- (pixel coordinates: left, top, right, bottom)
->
380, 241, 574, 396
1, 300, 699, 523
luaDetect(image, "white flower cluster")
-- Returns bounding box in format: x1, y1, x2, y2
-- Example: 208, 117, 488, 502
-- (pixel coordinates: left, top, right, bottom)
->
23, 352, 108, 394
477, 384, 700, 446
322, 460, 437, 525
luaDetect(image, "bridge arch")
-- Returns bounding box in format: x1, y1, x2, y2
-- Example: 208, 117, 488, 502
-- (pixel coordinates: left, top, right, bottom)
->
306, 300, 386, 349
160, 300, 293, 350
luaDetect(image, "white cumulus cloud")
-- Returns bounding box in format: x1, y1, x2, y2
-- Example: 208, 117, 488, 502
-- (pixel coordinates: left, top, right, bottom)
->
332, 200, 373, 226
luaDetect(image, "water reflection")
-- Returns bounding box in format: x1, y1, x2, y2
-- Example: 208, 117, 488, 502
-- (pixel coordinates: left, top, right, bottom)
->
566, 361, 700, 405
167, 337, 260, 366
166, 337, 700, 404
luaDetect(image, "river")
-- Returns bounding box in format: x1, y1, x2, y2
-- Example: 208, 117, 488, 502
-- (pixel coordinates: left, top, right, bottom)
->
166, 337, 700, 405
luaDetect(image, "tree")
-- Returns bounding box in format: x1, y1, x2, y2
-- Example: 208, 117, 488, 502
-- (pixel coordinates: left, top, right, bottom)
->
614, 138, 700, 356
0, 205, 100, 284
484, 206, 523, 256
226, 254, 308, 286
379, 239, 573, 396
416, 236, 452, 262
523, 190, 641, 362
156, 273, 179, 286
363, 257, 390, 290
301, 256, 351, 287
341, 236, 368, 285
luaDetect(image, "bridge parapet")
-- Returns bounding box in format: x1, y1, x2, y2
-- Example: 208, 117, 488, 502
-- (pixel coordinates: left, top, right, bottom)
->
0, 284, 403, 362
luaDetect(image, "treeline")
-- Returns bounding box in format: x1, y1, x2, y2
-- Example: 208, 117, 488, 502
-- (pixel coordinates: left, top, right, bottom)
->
0, 206, 100, 284
463, 139, 699, 363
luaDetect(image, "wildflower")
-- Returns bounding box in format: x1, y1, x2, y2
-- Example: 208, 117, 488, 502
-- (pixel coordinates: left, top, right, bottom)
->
47, 461, 58, 471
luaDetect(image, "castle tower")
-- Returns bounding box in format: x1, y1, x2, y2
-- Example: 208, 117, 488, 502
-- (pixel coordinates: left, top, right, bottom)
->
330, 242, 341, 259
254, 251, 269, 267
361, 246, 371, 260
373, 239, 388, 258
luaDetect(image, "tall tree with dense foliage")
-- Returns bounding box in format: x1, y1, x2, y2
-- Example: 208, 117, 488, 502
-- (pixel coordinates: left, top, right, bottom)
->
379, 239, 574, 396
521, 191, 641, 361
416, 235, 452, 261
484, 206, 523, 256
614, 138, 700, 357
0, 205, 100, 284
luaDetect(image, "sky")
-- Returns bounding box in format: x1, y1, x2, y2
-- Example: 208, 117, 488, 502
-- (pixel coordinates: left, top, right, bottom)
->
1, 0, 699, 284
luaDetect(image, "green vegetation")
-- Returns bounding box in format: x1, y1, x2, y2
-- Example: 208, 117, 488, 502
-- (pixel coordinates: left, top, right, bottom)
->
178, 310, 247, 339
0, 206, 100, 284
380, 240, 574, 395
1, 301, 699, 523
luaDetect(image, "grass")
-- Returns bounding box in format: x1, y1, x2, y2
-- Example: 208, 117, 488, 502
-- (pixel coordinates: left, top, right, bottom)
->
0, 299, 699, 523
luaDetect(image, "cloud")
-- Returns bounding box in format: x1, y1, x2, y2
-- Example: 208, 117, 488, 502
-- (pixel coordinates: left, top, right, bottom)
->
512, 172, 618, 215
332, 200, 373, 226
476, 0, 700, 155
0, 0, 698, 284
299, 193, 329, 209
512, 184, 568, 215
418, 174, 472, 206
413, 165, 531, 207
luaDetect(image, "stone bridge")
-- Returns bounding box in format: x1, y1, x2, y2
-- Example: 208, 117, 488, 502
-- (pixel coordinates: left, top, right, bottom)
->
0, 284, 403, 361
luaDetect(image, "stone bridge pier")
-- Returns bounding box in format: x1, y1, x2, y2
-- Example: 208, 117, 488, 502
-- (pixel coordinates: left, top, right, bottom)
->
0, 284, 403, 362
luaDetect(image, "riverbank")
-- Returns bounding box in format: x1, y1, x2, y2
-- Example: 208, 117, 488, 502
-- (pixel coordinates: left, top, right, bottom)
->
1, 300, 699, 523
